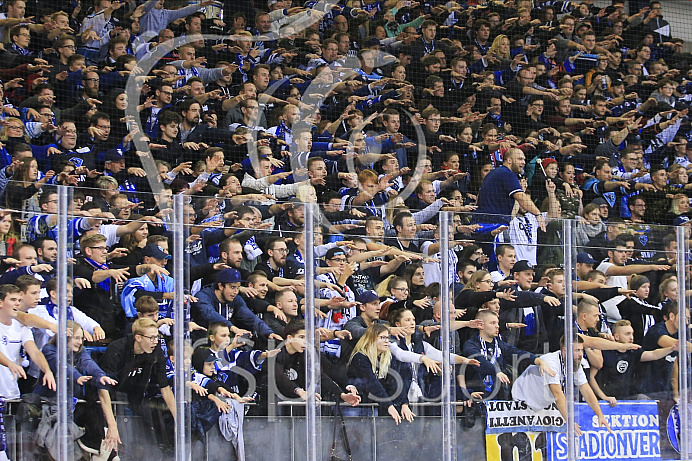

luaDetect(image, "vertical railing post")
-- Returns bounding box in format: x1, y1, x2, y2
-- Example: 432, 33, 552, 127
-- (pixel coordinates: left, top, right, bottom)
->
304, 202, 321, 460
56, 185, 69, 460
562, 219, 576, 461
439, 211, 455, 461
677, 226, 689, 461
173, 193, 187, 461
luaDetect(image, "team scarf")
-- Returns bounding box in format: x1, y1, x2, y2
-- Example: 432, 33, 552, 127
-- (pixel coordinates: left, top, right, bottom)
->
480, 335, 501, 392
11, 44, 28, 55
44, 300, 74, 321
274, 120, 291, 143
0, 398, 5, 452
84, 257, 111, 292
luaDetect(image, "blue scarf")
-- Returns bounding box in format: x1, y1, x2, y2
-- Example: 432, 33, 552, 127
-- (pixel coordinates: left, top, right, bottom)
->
480, 336, 501, 392
11, 44, 28, 56
176, 66, 199, 88
44, 300, 74, 321
84, 257, 111, 292
275, 120, 291, 143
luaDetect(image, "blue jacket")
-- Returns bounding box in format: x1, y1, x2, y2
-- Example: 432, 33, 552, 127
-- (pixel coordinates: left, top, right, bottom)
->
35, 343, 108, 398
462, 335, 536, 396
192, 286, 274, 339
347, 352, 407, 409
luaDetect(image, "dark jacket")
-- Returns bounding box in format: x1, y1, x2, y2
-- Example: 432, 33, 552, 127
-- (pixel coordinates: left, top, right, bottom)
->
463, 335, 536, 398
98, 334, 169, 406
35, 343, 108, 398
192, 285, 274, 340
347, 352, 407, 410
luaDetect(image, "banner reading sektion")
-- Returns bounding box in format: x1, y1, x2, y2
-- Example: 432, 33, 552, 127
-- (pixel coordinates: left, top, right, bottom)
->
485, 401, 661, 461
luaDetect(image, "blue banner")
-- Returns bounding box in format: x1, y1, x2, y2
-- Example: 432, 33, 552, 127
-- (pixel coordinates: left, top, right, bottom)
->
484, 400, 661, 461
548, 401, 661, 461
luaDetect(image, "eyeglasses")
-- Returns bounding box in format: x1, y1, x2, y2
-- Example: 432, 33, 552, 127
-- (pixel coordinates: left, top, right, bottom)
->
140, 334, 159, 342
160, 91, 173, 96
84, 78, 99, 83
271, 248, 288, 254
480, 278, 493, 283
97, 125, 111, 130
88, 246, 108, 251
60, 45, 76, 49
377, 335, 390, 341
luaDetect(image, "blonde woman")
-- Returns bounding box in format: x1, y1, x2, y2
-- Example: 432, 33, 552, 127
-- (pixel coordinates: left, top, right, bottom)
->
488, 34, 511, 60
0, 117, 30, 144
347, 323, 408, 423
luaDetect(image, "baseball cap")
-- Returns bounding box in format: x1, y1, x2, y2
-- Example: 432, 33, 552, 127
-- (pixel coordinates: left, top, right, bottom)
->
591, 197, 608, 207
674, 215, 690, 226
216, 268, 244, 284
364, 37, 382, 48
192, 347, 220, 374
104, 149, 125, 163
326, 248, 347, 260
142, 244, 171, 260
510, 260, 533, 274
356, 290, 379, 304
577, 252, 597, 265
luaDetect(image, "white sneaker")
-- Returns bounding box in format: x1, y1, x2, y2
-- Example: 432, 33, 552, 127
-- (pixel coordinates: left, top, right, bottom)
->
77, 438, 100, 455
90, 429, 113, 461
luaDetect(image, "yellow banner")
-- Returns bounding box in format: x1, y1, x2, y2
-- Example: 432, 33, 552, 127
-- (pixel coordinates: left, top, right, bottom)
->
485, 432, 548, 461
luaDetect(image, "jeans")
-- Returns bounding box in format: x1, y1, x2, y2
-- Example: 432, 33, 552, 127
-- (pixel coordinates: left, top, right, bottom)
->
340, 405, 378, 418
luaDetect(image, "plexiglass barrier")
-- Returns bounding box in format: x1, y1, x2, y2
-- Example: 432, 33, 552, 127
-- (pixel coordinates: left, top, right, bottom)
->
1, 184, 689, 461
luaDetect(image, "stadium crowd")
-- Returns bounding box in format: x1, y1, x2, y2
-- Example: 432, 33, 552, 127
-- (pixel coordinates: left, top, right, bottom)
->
0, 0, 688, 458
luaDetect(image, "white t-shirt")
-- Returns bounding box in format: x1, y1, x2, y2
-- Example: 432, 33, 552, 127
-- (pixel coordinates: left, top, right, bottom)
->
490, 269, 509, 283
99, 224, 121, 247
511, 350, 587, 411
0, 319, 34, 399
507, 213, 546, 266
421, 241, 458, 287
28, 304, 100, 351
596, 260, 627, 322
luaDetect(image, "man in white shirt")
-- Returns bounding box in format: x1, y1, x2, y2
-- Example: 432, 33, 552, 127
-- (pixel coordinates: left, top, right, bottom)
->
0, 284, 55, 403
596, 235, 669, 322
422, 221, 459, 287
490, 244, 516, 283
512, 335, 612, 436
28, 278, 105, 354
